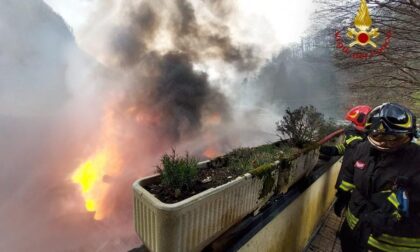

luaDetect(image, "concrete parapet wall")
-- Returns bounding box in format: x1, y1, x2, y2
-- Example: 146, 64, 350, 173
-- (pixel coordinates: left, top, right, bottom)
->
238, 158, 342, 252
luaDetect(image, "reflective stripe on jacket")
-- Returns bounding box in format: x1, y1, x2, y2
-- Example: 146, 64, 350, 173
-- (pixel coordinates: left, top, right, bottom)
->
345, 208, 420, 251
336, 135, 364, 155
340, 141, 420, 251
335, 126, 365, 155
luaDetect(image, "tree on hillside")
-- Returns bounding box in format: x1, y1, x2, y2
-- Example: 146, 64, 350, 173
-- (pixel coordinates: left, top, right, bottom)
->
312, 0, 420, 113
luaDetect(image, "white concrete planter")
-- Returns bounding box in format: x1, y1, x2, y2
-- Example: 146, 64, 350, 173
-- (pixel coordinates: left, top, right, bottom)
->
276, 147, 321, 194
133, 148, 319, 252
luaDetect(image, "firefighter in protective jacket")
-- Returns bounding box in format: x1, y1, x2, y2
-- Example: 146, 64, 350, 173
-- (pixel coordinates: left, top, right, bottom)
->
320, 105, 372, 156
336, 103, 420, 252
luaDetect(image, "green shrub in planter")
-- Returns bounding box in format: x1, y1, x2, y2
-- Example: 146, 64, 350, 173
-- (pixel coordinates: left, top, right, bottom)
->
276, 105, 338, 147
157, 149, 198, 191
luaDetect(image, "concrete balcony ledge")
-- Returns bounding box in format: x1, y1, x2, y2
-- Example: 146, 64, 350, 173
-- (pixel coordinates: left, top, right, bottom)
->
205, 156, 342, 252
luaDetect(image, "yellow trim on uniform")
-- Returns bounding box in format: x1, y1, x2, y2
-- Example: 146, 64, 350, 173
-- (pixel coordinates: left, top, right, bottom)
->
345, 209, 420, 250
345, 208, 359, 230
377, 234, 420, 248
392, 210, 402, 221
380, 190, 392, 193
368, 235, 420, 252
387, 193, 400, 209
339, 180, 356, 192
345, 135, 363, 145
336, 143, 346, 155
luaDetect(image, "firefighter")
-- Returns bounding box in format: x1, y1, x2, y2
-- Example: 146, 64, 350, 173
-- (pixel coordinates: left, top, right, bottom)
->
336, 103, 420, 252
322, 105, 372, 216
320, 105, 372, 157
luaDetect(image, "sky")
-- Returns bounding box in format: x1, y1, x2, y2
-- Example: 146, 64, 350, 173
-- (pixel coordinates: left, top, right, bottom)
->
43, 0, 99, 31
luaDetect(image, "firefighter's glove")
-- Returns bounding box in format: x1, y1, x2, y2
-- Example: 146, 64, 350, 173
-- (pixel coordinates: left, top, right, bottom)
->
334, 190, 351, 217
358, 192, 401, 238
358, 208, 400, 239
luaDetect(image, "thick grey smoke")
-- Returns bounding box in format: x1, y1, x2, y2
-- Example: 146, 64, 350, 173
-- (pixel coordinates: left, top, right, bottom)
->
204, 0, 234, 19
108, 0, 238, 142
102, 0, 263, 146
170, 0, 258, 71
243, 48, 344, 118
119, 51, 230, 142
0, 0, 73, 116
108, 0, 258, 70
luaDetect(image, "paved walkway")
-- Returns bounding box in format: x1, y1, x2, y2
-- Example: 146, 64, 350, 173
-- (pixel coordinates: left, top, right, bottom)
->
305, 205, 344, 252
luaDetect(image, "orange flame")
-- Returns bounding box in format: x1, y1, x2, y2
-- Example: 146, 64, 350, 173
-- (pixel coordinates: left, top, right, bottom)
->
203, 147, 221, 159
71, 109, 122, 220
203, 113, 222, 126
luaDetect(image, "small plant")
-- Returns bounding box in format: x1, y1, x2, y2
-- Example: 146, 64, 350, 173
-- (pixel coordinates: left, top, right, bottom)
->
157, 149, 198, 191
225, 145, 282, 174
276, 105, 335, 147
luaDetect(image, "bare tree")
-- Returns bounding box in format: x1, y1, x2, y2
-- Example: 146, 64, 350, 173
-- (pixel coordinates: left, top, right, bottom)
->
312, 0, 420, 113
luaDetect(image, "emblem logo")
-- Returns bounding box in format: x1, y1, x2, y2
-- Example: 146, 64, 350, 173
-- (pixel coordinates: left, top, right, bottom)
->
354, 160, 367, 170
335, 0, 392, 59
377, 123, 386, 133
347, 0, 379, 48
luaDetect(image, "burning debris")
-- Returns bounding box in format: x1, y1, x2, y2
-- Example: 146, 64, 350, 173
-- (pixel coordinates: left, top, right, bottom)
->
203, 147, 222, 159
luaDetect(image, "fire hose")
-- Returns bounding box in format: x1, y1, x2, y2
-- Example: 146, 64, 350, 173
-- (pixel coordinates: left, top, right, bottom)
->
289, 128, 345, 161
317, 128, 345, 145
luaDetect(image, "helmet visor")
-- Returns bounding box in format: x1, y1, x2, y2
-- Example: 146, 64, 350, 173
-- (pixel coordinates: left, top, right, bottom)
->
368, 133, 411, 151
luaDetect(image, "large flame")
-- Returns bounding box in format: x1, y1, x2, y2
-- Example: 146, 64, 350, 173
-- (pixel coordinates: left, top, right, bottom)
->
71, 109, 122, 220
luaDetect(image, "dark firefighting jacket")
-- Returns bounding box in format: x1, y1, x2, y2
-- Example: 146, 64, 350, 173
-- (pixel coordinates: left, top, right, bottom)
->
320, 126, 366, 156
337, 141, 420, 251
